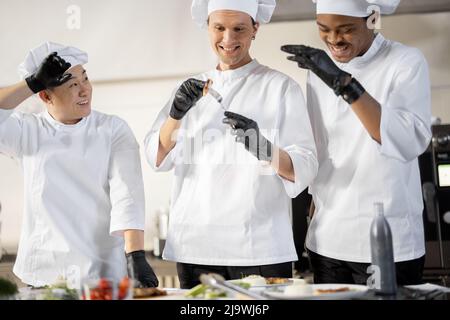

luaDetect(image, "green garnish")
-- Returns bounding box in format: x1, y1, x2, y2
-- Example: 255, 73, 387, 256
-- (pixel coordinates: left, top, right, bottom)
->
0, 277, 18, 297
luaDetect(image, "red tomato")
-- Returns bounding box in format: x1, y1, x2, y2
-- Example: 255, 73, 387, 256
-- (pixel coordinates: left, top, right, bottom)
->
98, 278, 111, 290
90, 288, 100, 300
118, 277, 130, 300
119, 277, 129, 290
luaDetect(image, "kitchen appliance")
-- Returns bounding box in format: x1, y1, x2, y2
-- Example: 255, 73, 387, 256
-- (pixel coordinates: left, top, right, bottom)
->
292, 124, 450, 284
420, 124, 450, 280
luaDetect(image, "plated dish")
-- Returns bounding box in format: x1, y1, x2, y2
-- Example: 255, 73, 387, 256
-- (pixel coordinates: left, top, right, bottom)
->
263, 283, 369, 300
228, 275, 302, 288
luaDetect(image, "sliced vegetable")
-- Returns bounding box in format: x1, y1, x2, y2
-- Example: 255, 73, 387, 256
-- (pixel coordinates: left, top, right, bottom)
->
185, 284, 228, 299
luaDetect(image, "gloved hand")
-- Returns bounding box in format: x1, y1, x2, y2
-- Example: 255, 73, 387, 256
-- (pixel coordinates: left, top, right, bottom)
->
126, 250, 159, 288
281, 45, 365, 104
223, 111, 272, 162
25, 52, 72, 93
169, 78, 206, 120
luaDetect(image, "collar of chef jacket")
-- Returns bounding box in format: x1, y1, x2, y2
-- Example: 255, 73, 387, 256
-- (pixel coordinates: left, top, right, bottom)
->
333, 33, 386, 70
43, 110, 88, 133
211, 59, 260, 84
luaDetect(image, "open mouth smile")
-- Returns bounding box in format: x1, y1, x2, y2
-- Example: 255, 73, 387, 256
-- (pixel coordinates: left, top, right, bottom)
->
328, 43, 351, 58
219, 45, 240, 54
77, 100, 89, 106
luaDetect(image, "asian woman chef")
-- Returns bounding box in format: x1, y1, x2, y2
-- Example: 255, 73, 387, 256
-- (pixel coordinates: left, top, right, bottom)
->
144, 0, 318, 289
282, 0, 431, 285
0, 42, 158, 288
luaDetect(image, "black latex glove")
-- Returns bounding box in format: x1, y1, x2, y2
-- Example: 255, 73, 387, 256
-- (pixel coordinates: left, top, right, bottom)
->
126, 250, 159, 288
25, 52, 72, 93
223, 111, 272, 162
169, 78, 206, 120
281, 45, 365, 104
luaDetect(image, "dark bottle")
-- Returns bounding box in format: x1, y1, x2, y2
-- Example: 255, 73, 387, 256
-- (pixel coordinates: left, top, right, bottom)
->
369, 202, 397, 295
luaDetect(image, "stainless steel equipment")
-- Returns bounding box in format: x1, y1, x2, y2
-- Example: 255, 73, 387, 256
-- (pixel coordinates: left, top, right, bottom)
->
420, 124, 450, 281
291, 124, 450, 283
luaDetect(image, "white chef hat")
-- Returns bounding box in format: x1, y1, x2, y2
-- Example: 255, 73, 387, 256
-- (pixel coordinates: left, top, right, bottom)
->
313, 0, 401, 17
18, 41, 88, 80
191, 0, 276, 28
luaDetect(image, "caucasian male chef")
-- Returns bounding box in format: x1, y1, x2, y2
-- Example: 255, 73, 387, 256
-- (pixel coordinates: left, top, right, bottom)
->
145, 0, 318, 289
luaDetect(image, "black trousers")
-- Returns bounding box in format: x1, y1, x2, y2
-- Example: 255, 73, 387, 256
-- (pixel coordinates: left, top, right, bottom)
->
308, 249, 425, 285
176, 262, 293, 289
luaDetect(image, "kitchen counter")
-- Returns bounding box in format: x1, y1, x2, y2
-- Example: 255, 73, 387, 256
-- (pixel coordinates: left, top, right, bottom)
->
135, 282, 450, 301
2, 253, 449, 300
0, 253, 179, 289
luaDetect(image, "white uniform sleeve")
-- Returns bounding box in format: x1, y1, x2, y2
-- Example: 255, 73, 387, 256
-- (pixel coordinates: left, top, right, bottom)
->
276, 82, 318, 198
0, 109, 23, 159
108, 117, 146, 236
379, 50, 432, 162
144, 89, 180, 172
306, 72, 327, 162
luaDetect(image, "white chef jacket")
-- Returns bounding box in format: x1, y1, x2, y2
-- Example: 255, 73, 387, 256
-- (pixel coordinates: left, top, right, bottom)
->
0, 109, 145, 286
305, 33, 432, 263
145, 59, 318, 266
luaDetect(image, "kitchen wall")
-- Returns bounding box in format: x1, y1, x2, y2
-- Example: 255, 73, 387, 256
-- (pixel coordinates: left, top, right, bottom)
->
0, 1, 449, 253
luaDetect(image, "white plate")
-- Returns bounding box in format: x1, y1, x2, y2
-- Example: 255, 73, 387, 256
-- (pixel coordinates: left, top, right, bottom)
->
263, 283, 369, 300
227, 278, 297, 288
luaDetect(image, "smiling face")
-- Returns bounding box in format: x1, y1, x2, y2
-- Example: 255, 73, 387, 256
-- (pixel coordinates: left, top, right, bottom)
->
40, 65, 92, 124
316, 14, 375, 63
208, 10, 259, 71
